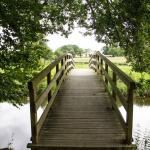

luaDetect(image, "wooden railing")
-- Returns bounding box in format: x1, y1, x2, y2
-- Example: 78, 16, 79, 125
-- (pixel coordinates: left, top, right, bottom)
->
89, 51, 136, 144
28, 53, 74, 143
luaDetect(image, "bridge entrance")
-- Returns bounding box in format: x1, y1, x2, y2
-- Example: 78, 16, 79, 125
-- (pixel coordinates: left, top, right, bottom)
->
27, 53, 136, 150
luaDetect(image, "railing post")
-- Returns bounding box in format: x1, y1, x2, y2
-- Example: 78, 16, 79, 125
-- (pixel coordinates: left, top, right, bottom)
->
56, 63, 59, 85
112, 71, 116, 101
47, 71, 51, 102
105, 63, 108, 87
94, 55, 97, 72
97, 55, 100, 74
28, 82, 38, 143
126, 84, 134, 144
65, 56, 67, 70
61, 58, 64, 77
68, 55, 70, 66
100, 59, 103, 75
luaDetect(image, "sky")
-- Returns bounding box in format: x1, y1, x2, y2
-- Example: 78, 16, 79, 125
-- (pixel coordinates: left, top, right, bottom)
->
46, 28, 105, 51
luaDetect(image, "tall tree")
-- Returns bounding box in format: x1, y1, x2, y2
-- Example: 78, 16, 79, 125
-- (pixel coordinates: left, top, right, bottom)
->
55, 45, 84, 57
1, 0, 150, 105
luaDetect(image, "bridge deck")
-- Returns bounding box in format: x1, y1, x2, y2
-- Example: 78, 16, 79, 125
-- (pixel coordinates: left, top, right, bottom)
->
33, 69, 130, 149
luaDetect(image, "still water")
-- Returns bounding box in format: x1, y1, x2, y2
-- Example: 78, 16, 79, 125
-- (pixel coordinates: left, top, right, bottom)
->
0, 101, 150, 150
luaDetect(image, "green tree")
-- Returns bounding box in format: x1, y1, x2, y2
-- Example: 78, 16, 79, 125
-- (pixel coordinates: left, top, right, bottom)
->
55, 45, 84, 57
0, 1, 54, 105
84, 49, 91, 57
102, 46, 124, 56
1, 0, 150, 105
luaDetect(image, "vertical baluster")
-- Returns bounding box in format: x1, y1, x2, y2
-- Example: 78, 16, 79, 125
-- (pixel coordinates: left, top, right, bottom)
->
61, 58, 64, 78
68, 55, 70, 67
56, 63, 59, 85
100, 59, 103, 75
47, 71, 51, 102
94, 55, 97, 72
112, 71, 116, 101
105, 63, 108, 87
97, 55, 100, 74
65, 55, 67, 70
28, 82, 38, 143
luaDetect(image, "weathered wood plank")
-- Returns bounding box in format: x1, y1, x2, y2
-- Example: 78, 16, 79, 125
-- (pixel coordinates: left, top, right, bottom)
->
36, 69, 130, 149
28, 68, 135, 149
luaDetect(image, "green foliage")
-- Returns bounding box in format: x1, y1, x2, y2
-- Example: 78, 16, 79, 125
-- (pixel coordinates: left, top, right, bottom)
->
118, 65, 150, 97
55, 44, 84, 57
102, 46, 124, 56
59, 0, 150, 73
1, 0, 150, 105
0, 0, 55, 105
136, 77, 150, 97
0, 40, 53, 105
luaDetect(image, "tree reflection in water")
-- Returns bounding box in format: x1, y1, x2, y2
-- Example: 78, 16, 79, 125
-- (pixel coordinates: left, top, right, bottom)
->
134, 125, 150, 150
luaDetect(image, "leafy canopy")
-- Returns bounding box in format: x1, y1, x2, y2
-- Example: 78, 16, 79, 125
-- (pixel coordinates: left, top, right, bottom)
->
102, 46, 124, 57
0, 0, 150, 105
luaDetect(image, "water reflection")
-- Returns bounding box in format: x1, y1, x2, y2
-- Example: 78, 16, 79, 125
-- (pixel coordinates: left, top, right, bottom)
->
0, 103, 30, 150
134, 125, 150, 150
0, 100, 150, 150
120, 105, 150, 150
0, 103, 43, 150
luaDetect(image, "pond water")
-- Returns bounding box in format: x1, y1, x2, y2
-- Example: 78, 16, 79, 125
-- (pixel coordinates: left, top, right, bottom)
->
0, 101, 150, 150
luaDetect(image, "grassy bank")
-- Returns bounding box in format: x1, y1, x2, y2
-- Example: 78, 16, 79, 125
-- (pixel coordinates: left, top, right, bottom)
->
108, 57, 150, 98
73, 56, 150, 98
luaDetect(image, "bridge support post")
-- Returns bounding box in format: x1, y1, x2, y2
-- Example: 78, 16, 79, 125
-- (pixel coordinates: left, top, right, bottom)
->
61, 58, 64, 78
47, 71, 51, 102
56, 63, 59, 85
28, 82, 38, 144
97, 55, 100, 74
100, 59, 103, 76
105, 63, 108, 91
126, 85, 134, 144
112, 71, 116, 101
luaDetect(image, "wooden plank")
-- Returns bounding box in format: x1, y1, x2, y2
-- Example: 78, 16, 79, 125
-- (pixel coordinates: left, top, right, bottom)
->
28, 81, 38, 143
103, 81, 127, 132
29, 54, 73, 87
102, 66, 127, 110
30, 55, 65, 87
47, 72, 51, 102
112, 71, 117, 102
27, 143, 136, 149
36, 65, 74, 134
35, 65, 65, 110
36, 71, 67, 135
126, 86, 134, 144
28, 69, 135, 149
96, 51, 136, 88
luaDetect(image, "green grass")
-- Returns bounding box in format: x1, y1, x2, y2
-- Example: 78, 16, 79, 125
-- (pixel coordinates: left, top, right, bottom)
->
74, 57, 90, 63
38, 56, 150, 98
104, 56, 150, 97
118, 65, 150, 81
73, 57, 90, 69
75, 63, 89, 68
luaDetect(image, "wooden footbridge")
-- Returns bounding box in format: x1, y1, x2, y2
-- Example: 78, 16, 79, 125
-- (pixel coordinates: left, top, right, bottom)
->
27, 52, 136, 150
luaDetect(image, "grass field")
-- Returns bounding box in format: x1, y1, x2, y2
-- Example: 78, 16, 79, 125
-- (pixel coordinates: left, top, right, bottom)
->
74, 57, 90, 63
74, 56, 150, 97
74, 57, 89, 69
107, 57, 150, 81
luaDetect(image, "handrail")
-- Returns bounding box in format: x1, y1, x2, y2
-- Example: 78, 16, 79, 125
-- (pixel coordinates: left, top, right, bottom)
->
89, 51, 136, 144
28, 53, 74, 144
